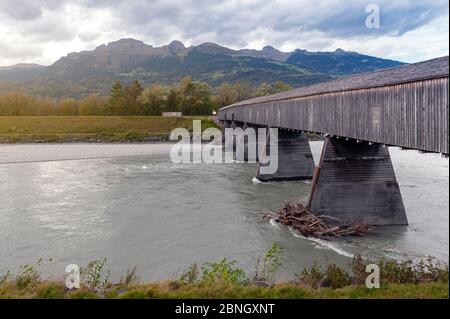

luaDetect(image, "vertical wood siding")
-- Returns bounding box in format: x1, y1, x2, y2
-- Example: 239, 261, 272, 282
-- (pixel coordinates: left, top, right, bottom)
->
218, 77, 449, 154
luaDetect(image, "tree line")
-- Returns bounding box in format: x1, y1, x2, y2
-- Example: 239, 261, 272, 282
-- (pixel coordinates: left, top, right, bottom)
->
0, 77, 292, 116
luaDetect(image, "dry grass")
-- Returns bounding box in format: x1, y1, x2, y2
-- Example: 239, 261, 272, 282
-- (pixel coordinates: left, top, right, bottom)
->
0, 116, 217, 134
0, 116, 218, 142
1, 280, 447, 299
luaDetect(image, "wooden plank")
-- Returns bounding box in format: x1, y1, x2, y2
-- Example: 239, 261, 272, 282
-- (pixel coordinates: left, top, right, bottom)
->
219, 77, 449, 154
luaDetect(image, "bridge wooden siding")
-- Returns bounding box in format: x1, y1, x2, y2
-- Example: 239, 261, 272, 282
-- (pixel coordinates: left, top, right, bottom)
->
218, 57, 449, 155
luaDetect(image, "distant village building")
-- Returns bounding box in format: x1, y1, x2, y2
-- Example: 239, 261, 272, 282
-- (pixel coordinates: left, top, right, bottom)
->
162, 112, 182, 117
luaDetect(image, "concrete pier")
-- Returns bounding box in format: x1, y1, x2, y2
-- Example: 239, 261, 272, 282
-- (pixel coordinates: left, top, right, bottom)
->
256, 130, 315, 182
307, 137, 408, 226
221, 120, 231, 146
236, 123, 263, 162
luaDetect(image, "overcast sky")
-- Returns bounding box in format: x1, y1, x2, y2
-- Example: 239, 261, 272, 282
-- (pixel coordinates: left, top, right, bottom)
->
0, 0, 448, 66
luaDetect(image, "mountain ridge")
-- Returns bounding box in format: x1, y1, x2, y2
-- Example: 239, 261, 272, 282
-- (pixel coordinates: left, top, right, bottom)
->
0, 38, 405, 98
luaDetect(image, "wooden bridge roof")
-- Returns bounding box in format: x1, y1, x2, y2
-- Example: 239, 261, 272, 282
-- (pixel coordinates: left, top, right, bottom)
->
221, 56, 449, 109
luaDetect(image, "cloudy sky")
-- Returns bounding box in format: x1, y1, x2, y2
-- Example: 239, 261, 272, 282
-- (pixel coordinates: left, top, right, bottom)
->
0, 0, 448, 66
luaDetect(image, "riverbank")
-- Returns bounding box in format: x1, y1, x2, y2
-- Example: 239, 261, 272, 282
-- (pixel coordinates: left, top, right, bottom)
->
1, 281, 447, 299
0, 143, 176, 163
0, 116, 219, 143
1, 254, 448, 299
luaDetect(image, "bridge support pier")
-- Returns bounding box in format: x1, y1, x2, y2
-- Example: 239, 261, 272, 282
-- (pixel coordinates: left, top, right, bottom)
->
222, 121, 263, 162
237, 123, 263, 162
221, 121, 230, 145
256, 130, 315, 182
221, 120, 235, 151
307, 137, 408, 226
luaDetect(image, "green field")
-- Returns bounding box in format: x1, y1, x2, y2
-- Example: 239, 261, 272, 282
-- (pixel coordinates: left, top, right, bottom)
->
0, 116, 219, 143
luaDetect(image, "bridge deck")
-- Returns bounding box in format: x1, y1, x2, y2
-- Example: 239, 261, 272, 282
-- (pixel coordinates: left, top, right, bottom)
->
218, 56, 449, 154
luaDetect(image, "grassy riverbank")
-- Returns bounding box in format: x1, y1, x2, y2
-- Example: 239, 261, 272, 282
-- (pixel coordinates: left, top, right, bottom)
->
1, 246, 448, 299
0, 116, 219, 143
1, 280, 447, 299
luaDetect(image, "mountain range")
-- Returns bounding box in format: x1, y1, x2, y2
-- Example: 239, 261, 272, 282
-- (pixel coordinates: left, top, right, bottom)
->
0, 38, 405, 98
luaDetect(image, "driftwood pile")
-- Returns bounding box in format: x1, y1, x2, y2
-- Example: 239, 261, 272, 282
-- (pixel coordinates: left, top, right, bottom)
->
263, 201, 370, 239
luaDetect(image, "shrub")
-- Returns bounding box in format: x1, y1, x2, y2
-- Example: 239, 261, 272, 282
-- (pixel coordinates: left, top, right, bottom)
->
253, 243, 284, 285
349, 255, 368, 285
201, 258, 248, 285
378, 256, 449, 285
323, 263, 351, 289
0, 271, 11, 286
298, 263, 324, 288
119, 266, 140, 286
419, 257, 449, 283
179, 263, 199, 284
15, 264, 40, 290
81, 259, 110, 293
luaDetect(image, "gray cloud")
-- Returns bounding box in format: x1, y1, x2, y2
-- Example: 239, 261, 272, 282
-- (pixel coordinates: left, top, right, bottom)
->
0, 0, 448, 65
0, 0, 63, 20
75, 0, 448, 44
0, 38, 42, 59
0, 0, 42, 20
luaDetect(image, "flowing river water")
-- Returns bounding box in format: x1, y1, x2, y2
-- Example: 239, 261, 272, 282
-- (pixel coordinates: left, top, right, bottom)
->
0, 142, 448, 281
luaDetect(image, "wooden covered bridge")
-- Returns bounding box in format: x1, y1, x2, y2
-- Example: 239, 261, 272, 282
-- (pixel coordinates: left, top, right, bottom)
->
217, 56, 449, 226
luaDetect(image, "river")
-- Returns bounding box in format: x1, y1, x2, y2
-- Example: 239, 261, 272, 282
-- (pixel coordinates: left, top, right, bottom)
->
0, 142, 448, 281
